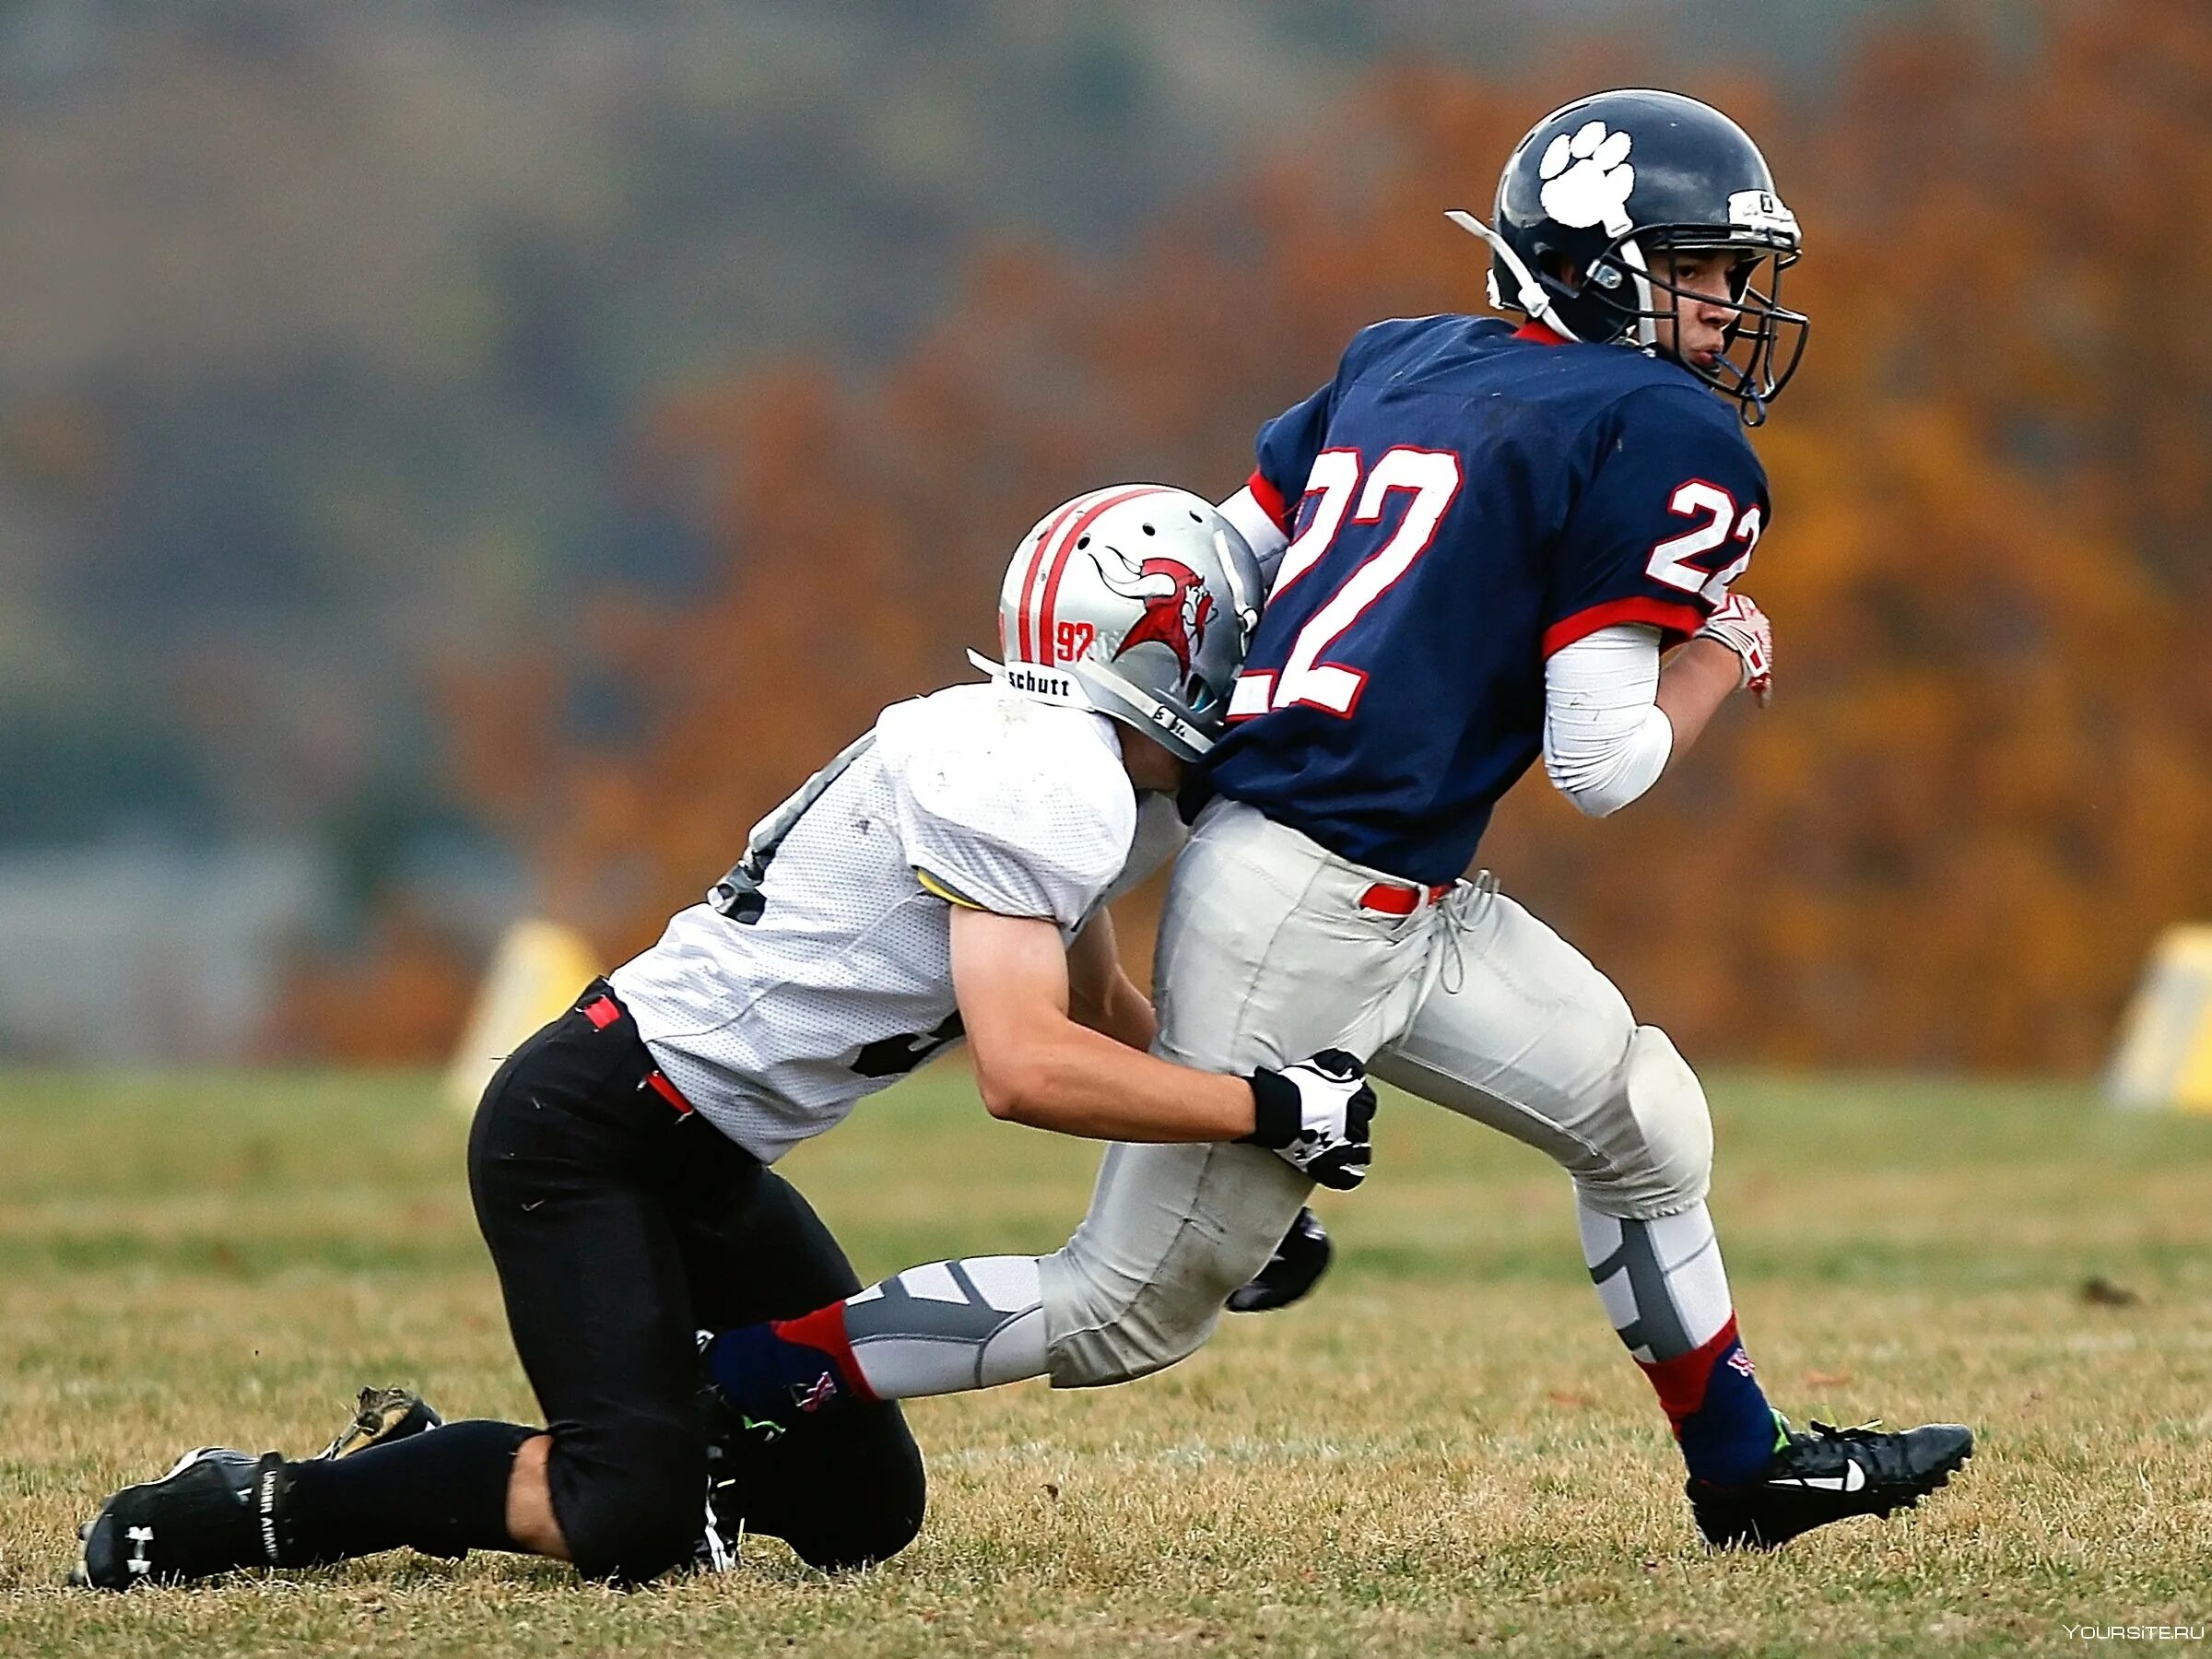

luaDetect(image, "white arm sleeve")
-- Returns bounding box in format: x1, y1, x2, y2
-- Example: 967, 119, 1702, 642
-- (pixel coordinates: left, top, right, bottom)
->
1543, 624, 1676, 818
1216, 486, 1291, 586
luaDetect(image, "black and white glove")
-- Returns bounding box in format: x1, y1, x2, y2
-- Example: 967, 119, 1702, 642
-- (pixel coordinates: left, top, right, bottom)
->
1240, 1050, 1377, 1191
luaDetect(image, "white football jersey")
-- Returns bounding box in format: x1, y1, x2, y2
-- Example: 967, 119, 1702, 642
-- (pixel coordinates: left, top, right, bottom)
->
609, 682, 1184, 1162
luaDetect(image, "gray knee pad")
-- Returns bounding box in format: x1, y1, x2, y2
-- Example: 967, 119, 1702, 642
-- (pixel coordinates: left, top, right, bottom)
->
1574, 1025, 1714, 1218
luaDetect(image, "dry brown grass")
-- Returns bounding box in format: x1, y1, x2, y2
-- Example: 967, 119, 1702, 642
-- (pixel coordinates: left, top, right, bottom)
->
0, 1068, 2206, 1655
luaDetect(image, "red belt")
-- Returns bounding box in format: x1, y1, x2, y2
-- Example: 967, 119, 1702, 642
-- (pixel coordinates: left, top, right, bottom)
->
582, 993, 696, 1115
1357, 880, 1453, 915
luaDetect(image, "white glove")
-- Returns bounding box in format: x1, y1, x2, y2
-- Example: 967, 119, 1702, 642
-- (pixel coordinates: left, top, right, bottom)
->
1695, 591, 1774, 707
1241, 1050, 1377, 1191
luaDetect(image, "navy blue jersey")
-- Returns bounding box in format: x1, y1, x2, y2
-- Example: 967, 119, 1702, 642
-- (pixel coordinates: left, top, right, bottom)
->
1202, 313, 1770, 886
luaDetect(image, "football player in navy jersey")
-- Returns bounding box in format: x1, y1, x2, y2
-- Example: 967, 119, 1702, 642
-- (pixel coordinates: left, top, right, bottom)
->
698, 89, 1971, 1552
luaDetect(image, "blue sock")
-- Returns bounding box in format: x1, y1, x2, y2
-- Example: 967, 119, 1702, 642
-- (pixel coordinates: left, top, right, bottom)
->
1641, 1317, 1782, 1486
702, 1306, 870, 1427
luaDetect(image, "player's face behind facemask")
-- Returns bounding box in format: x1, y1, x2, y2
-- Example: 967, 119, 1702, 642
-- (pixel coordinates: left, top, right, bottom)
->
1557, 244, 1761, 375
1465, 88, 1810, 425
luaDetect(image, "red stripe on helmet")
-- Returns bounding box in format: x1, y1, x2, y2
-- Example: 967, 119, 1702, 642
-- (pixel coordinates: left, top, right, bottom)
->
1036, 485, 1170, 665
1016, 496, 1088, 663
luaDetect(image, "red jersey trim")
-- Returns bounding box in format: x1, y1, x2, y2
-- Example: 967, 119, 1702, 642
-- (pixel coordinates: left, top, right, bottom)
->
1245, 468, 1291, 535
1542, 595, 1708, 659
1512, 321, 1571, 347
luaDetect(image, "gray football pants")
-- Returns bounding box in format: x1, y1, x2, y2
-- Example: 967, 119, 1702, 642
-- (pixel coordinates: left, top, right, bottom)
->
1038, 798, 1714, 1388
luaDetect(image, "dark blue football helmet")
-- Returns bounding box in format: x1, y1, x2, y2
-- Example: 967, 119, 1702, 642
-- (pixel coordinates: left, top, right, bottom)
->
1451, 88, 1808, 425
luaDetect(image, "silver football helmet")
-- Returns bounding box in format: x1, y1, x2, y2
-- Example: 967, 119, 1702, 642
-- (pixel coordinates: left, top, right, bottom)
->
970, 484, 1263, 759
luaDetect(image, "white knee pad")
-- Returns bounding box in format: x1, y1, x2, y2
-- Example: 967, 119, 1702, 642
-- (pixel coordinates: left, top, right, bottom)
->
1030, 1247, 1230, 1389
1034, 1141, 1311, 1389
1037, 1238, 1237, 1389
1576, 1024, 1714, 1218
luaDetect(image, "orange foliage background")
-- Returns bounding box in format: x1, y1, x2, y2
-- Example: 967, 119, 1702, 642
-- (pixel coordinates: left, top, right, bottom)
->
444, 2, 2212, 1073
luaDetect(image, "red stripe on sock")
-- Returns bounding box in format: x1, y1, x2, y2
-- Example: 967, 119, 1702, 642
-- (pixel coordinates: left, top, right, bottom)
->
1636, 1314, 1741, 1427
771, 1302, 880, 1406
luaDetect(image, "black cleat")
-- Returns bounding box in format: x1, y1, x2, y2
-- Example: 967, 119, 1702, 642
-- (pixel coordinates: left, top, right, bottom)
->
1227, 1206, 1334, 1313
1688, 1418, 1974, 1549
70, 1447, 293, 1589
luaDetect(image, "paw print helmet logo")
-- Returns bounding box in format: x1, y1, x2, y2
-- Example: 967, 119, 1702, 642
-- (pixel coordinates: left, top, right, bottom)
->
1537, 120, 1637, 234
1446, 88, 1810, 425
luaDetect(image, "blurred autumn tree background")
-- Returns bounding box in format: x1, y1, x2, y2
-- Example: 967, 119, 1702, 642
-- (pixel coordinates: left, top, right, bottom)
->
420, 0, 2210, 1074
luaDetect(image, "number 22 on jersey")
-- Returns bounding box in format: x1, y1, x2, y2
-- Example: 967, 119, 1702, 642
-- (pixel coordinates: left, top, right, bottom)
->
1229, 446, 1464, 720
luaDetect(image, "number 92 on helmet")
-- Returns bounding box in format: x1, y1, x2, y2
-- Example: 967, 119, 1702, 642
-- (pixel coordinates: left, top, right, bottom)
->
969, 485, 1264, 760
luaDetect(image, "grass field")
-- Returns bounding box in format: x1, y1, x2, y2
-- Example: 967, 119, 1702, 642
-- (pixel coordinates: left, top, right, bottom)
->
0, 1068, 2207, 1655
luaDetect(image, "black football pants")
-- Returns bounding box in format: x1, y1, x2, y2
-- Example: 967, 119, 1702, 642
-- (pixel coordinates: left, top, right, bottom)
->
466, 981, 926, 1583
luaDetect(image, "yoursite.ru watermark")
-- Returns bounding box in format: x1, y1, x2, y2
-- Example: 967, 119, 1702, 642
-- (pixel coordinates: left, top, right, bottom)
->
2063, 1627, 2206, 1643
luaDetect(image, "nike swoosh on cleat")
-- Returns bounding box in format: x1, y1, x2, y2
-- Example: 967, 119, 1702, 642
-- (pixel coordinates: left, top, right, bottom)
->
1776, 1462, 1866, 1493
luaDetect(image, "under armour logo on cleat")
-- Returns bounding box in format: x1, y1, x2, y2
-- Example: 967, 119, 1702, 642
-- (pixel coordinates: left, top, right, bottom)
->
126, 1524, 154, 1575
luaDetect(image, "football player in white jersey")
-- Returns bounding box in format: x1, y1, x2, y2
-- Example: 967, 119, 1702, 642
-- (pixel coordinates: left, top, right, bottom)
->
69, 485, 1377, 1591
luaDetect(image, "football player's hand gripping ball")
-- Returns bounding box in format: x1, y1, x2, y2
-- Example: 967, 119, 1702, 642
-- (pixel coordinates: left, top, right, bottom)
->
1695, 591, 1775, 707
1240, 1050, 1378, 1191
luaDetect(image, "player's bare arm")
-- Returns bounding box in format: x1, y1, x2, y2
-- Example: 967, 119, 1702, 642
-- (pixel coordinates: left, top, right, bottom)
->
952, 905, 1251, 1141
956, 907, 1372, 1168
1064, 909, 1158, 1053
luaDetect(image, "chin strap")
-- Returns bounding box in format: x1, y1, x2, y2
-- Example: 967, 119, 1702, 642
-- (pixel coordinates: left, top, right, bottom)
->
1067, 660, 1214, 759
1446, 210, 1582, 342
970, 648, 1215, 759
1611, 234, 1662, 354
1449, 209, 1676, 359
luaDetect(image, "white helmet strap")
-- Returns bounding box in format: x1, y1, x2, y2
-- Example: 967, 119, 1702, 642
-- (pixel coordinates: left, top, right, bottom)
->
1615, 235, 1661, 352
1447, 210, 1583, 343
965, 648, 1088, 706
